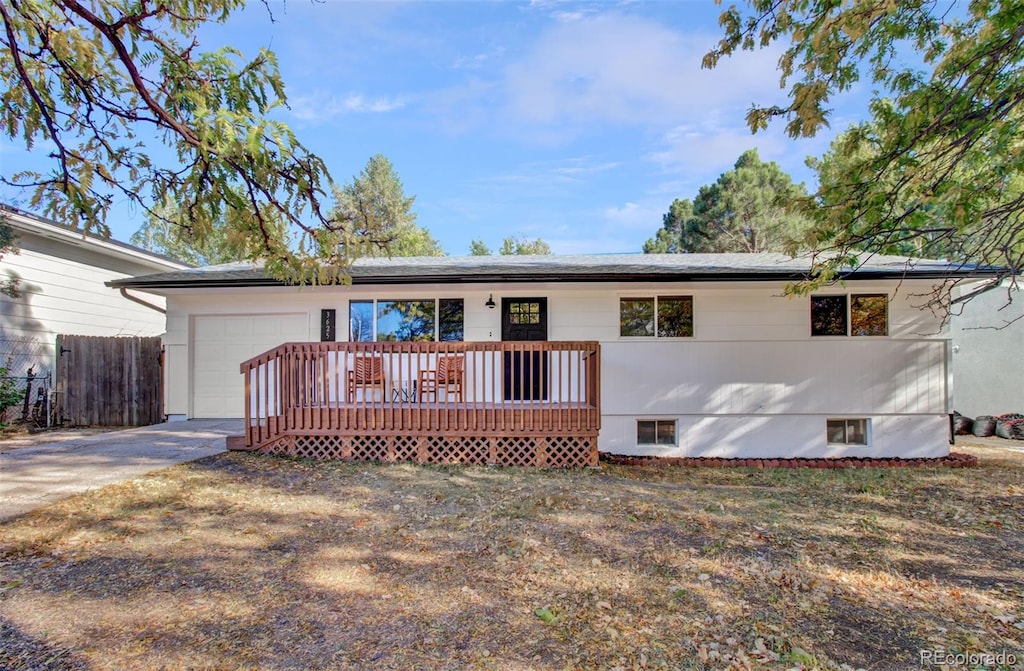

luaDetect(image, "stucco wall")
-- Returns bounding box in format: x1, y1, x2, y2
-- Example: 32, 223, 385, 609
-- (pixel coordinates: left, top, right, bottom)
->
951, 281, 1024, 418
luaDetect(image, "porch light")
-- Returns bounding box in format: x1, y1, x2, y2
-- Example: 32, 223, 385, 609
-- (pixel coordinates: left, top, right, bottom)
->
485, 294, 496, 309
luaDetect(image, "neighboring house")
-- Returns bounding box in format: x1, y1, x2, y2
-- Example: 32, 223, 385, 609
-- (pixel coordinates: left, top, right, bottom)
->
0, 205, 188, 386
111, 254, 999, 463
951, 280, 1024, 418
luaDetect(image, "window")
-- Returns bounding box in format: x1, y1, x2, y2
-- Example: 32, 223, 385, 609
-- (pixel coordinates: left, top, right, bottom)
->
620, 298, 654, 337
507, 301, 541, 325
638, 420, 676, 446
851, 295, 888, 336
350, 300, 374, 342
377, 300, 435, 341
439, 299, 465, 342
349, 299, 464, 342
811, 294, 887, 336
620, 296, 693, 337
827, 418, 869, 445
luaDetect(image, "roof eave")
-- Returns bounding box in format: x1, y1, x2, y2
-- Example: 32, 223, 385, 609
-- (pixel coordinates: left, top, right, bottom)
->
109, 267, 1003, 290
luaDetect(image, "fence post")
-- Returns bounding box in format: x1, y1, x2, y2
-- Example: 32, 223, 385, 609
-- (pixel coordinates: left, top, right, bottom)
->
20, 366, 34, 421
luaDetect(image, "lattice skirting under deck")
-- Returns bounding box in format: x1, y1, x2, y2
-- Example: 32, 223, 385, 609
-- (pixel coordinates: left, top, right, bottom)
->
258, 433, 597, 468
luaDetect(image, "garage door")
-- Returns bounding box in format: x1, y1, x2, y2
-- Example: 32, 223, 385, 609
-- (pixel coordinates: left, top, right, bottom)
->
192, 314, 309, 418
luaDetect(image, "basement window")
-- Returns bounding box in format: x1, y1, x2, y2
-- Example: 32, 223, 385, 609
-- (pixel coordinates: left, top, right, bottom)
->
826, 418, 870, 446
638, 420, 677, 446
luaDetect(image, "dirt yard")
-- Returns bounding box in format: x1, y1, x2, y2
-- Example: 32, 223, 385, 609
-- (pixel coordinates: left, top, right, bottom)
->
1, 443, 1022, 670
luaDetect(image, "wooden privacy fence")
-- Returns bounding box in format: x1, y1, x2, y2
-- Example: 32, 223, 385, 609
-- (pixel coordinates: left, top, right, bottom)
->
56, 335, 163, 426
238, 340, 601, 467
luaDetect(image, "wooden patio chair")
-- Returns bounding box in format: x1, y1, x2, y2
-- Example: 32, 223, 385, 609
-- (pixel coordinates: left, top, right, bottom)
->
418, 355, 465, 402
347, 355, 386, 403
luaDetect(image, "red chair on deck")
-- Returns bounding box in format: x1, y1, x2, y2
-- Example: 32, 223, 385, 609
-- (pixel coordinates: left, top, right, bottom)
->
418, 355, 464, 402
347, 355, 386, 403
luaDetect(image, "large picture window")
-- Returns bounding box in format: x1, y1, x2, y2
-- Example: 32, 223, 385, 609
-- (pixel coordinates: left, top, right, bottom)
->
620, 296, 693, 338
349, 299, 464, 342
811, 294, 887, 336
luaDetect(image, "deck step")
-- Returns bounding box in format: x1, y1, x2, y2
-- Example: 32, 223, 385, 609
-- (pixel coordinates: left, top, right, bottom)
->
226, 434, 255, 451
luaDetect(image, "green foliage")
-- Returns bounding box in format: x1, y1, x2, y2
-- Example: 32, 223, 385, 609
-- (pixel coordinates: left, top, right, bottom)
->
705, 0, 1024, 298
130, 195, 285, 266
0, 215, 20, 298
643, 199, 693, 254
332, 155, 443, 258
471, 237, 551, 255
533, 607, 560, 624
643, 149, 813, 253
468, 239, 492, 256
0, 365, 25, 425
0, 0, 376, 285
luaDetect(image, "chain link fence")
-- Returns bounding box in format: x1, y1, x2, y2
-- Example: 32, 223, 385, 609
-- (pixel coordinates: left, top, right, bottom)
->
0, 335, 55, 424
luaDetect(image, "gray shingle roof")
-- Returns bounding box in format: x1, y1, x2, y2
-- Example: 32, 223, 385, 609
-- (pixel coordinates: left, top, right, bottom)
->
109, 253, 1003, 289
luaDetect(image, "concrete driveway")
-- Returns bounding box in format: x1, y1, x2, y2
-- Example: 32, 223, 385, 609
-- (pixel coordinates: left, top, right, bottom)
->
0, 419, 242, 521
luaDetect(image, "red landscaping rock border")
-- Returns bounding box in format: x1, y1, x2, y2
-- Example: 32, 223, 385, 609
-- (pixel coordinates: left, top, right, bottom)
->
600, 452, 978, 469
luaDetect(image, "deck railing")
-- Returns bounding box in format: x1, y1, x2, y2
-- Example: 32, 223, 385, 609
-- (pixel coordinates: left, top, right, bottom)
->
239, 341, 601, 458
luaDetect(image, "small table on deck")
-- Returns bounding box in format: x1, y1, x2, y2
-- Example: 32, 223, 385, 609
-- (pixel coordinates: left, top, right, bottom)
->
391, 380, 417, 402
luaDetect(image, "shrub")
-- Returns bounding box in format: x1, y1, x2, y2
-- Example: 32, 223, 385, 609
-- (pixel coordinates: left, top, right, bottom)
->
0, 365, 25, 427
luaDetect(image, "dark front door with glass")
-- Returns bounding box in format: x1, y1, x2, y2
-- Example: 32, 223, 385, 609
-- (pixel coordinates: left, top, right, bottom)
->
501, 298, 548, 401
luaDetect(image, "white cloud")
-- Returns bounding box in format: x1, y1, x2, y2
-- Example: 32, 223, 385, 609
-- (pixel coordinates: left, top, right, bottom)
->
288, 90, 407, 123
602, 201, 663, 231
549, 10, 589, 23
646, 119, 831, 192
452, 46, 507, 71
341, 94, 406, 113
503, 14, 784, 127
524, 0, 602, 23
474, 156, 620, 189
649, 122, 786, 174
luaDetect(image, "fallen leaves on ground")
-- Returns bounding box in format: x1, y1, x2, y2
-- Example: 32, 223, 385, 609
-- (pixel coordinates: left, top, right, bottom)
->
1, 442, 1022, 670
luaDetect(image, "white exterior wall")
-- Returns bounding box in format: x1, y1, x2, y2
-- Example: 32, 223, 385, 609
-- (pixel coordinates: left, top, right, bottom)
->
161, 279, 951, 458
0, 225, 180, 380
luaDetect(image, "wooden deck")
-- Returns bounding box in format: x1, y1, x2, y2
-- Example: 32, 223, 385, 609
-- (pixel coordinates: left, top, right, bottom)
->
238, 341, 601, 467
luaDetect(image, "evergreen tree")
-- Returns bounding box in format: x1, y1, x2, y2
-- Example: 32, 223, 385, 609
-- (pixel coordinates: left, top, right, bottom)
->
643, 150, 812, 254
332, 155, 444, 258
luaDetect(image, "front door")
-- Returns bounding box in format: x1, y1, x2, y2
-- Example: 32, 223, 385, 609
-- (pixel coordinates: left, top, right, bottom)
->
502, 298, 548, 401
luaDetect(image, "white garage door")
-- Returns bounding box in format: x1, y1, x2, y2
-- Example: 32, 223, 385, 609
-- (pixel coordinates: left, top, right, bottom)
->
192, 314, 309, 418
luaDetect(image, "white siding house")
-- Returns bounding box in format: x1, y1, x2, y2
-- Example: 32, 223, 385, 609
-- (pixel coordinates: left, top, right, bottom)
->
112, 254, 999, 460
0, 206, 188, 382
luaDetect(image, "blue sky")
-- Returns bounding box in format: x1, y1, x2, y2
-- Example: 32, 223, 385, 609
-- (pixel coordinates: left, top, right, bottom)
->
2, 0, 871, 255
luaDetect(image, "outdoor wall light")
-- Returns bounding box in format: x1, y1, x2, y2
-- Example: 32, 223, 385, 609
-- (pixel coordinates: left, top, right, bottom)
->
485, 294, 496, 309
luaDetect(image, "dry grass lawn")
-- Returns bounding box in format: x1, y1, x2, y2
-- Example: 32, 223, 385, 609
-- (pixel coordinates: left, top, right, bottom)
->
1, 443, 1022, 671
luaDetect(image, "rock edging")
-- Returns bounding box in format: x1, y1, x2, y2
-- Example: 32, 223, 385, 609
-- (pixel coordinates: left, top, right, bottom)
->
600, 452, 978, 469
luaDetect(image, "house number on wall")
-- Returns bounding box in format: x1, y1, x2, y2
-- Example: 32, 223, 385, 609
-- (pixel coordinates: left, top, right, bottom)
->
321, 309, 336, 342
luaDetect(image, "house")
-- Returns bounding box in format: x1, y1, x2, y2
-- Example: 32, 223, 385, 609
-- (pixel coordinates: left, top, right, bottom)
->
110, 254, 1000, 466
0, 205, 188, 393
951, 280, 1024, 418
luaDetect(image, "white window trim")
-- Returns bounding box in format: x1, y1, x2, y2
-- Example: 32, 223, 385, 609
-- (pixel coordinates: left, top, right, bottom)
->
637, 418, 678, 447
826, 417, 872, 446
